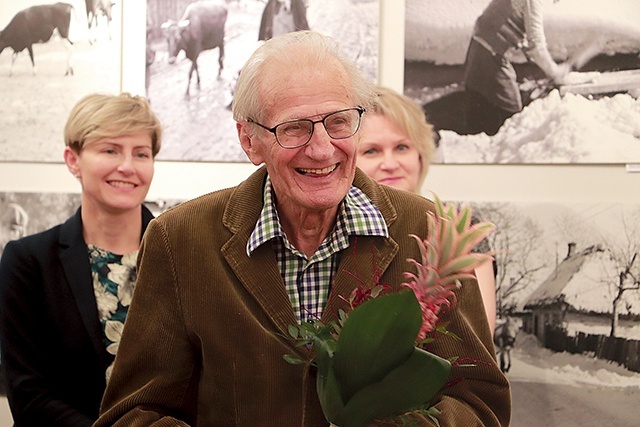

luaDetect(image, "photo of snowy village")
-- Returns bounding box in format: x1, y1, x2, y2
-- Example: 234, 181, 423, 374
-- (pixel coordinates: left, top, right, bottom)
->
472, 200, 640, 425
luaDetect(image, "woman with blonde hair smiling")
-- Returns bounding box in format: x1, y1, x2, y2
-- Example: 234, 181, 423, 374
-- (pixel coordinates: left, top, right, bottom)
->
357, 85, 497, 334
0, 93, 162, 426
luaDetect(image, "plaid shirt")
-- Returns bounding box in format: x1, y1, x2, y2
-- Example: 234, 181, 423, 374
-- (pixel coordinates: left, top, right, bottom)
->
247, 176, 388, 323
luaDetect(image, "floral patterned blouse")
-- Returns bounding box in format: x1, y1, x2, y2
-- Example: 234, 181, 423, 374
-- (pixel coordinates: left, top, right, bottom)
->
88, 245, 138, 381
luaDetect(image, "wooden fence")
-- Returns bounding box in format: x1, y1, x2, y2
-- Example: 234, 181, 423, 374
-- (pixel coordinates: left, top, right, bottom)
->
544, 325, 640, 373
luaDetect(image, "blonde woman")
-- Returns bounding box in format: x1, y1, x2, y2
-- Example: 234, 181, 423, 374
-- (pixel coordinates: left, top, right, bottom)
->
357, 85, 497, 334
0, 93, 162, 426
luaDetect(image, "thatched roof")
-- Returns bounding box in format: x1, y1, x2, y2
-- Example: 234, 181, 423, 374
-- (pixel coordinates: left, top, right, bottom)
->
523, 244, 629, 314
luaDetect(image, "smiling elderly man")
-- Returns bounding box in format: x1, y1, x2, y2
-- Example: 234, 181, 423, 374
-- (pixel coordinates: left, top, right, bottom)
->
95, 31, 510, 427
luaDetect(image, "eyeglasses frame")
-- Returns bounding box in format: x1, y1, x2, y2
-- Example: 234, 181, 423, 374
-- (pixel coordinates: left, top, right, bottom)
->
247, 107, 365, 149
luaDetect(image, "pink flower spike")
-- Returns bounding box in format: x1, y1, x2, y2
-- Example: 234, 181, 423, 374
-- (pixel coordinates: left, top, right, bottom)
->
402, 196, 495, 343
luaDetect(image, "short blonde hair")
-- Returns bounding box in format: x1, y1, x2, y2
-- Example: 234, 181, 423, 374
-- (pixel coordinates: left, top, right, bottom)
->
232, 31, 376, 123
64, 93, 162, 156
369, 85, 435, 189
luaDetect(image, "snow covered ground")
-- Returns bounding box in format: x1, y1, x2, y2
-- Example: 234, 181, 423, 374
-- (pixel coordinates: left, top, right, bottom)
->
511, 332, 640, 389
440, 90, 640, 163
405, 0, 640, 164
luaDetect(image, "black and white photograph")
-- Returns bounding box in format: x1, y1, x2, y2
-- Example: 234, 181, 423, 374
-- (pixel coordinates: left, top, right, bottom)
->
0, 0, 121, 163
146, 0, 379, 162
405, 0, 640, 164
468, 199, 640, 426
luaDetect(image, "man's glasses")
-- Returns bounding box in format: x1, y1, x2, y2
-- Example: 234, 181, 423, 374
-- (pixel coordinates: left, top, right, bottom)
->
247, 107, 365, 149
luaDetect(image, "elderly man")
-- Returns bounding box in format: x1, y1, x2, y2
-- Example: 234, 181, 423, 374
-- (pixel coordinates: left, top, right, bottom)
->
95, 31, 510, 426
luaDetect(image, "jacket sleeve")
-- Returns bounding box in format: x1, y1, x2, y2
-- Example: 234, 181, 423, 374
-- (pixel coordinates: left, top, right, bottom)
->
95, 220, 194, 426
0, 240, 94, 427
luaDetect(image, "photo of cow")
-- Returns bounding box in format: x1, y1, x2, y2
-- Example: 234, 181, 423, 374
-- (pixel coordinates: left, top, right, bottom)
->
405, 0, 640, 164
146, 0, 379, 162
0, 0, 121, 163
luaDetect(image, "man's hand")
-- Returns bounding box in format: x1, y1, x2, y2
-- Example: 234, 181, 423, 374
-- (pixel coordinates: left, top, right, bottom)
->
552, 61, 573, 85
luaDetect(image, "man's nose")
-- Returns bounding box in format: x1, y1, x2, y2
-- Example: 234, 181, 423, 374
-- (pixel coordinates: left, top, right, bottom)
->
304, 122, 334, 158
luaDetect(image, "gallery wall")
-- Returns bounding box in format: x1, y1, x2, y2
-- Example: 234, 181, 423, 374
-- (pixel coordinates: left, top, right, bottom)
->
0, 0, 638, 204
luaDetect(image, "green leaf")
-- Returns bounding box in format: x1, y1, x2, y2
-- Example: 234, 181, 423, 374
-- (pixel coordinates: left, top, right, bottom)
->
438, 219, 455, 267
455, 206, 470, 234
300, 321, 319, 336
454, 223, 495, 257
332, 292, 422, 404
283, 354, 305, 365
426, 407, 442, 427
312, 326, 338, 379
317, 364, 345, 423
434, 194, 446, 218
288, 324, 299, 339
336, 347, 451, 427
439, 254, 483, 277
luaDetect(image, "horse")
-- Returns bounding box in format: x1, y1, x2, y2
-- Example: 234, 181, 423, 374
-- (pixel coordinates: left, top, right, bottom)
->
494, 317, 518, 373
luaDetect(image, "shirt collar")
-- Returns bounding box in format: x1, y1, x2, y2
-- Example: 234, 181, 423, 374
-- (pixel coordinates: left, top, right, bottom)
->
247, 175, 388, 256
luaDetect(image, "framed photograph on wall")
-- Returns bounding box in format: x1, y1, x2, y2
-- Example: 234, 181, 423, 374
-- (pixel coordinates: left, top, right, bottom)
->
0, 0, 122, 163
145, 0, 379, 162
465, 199, 640, 426
404, 0, 640, 164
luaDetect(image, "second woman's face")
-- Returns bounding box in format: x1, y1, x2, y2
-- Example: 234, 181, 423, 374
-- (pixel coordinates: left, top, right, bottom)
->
67, 133, 155, 214
357, 114, 422, 193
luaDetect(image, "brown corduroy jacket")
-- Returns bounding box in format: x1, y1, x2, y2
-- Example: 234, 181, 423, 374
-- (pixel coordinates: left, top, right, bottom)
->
95, 167, 511, 427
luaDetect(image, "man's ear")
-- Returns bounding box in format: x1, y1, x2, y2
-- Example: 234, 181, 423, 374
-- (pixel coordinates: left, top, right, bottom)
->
63, 147, 81, 178
237, 122, 264, 166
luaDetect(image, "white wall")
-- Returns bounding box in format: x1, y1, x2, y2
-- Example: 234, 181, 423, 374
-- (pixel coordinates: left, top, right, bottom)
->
1, 0, 638, 204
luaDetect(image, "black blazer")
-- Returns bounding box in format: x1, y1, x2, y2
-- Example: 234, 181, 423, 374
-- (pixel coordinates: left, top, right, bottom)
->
0, 206, 154, 426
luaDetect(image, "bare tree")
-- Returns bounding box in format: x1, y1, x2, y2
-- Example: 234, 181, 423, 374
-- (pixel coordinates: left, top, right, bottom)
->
601, 210, 640, 337
472, 203, 546, 316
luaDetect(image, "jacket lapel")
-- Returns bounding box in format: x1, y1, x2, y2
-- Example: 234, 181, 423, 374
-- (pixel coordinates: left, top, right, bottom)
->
58, 206, 155, 366
323, 235, 398, 323
221, 167, 299, 340
323, 169, 402, 323
58, 209, 107, 364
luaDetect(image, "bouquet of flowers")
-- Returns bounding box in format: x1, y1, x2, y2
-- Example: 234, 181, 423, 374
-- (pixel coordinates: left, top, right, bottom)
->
285, 196, 495, 427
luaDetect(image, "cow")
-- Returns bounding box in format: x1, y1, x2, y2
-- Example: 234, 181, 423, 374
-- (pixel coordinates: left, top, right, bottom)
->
85, 0, 114, 44
161, 1, 227, 96
0, 3, 75, 76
